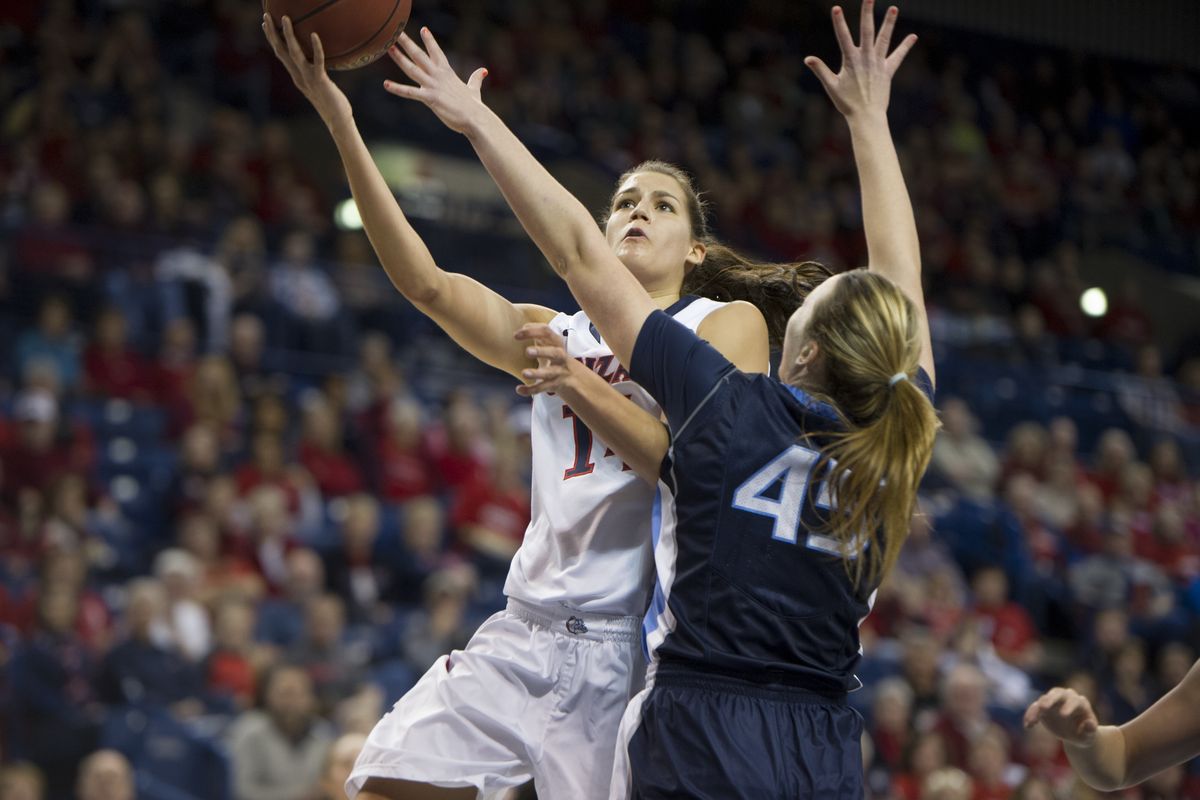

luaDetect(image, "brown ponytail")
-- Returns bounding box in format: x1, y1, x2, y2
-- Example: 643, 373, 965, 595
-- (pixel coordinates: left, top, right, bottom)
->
803, 270, 940, 586
682, 246, 831, 348
612, 161, 831, 347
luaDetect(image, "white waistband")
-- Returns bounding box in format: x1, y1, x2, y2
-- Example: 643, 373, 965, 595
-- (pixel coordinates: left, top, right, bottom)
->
506, 597, 641, 643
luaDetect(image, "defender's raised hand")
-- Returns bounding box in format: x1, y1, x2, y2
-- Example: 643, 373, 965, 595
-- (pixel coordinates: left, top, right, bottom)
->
805, 0, 917, 119
1023, 688, 1101, 747
384, 28, 488, 135
262, 14, 352, 127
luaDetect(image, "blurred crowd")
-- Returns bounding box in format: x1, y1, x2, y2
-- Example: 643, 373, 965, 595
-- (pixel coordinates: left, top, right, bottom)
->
1, 1, 1199, 799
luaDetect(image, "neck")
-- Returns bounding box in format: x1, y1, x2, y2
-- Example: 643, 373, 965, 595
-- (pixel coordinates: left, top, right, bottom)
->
648, 289, 681, 309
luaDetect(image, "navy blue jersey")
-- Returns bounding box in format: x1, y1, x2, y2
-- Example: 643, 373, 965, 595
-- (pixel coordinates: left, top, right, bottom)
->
630, 310, 934, 695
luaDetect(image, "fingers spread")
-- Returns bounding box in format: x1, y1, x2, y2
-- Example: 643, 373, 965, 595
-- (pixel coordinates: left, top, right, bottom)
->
804, 56, 838, 91
831, 6, 856, 61
885, 33, 917, 75
383, 80, 421, 100
859, 0, 876, 54
420, 26, 450, 67
398, 31, 436, 73
875, 5, 897, 56
388, 44, 428, 84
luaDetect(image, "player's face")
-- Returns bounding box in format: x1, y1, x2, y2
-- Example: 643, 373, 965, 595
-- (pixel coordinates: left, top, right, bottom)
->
779, 272, 844, 387
605, 172, 704, 294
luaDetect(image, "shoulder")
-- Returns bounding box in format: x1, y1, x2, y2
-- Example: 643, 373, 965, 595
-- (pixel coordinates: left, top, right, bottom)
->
697, 301, 767, 341
696, 301, 770, 374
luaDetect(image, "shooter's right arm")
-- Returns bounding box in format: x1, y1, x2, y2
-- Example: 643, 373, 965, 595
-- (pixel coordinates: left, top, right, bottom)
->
263, 15, 551, 379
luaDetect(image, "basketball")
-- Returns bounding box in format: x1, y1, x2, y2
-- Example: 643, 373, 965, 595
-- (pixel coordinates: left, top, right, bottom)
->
263, 0, 412, 70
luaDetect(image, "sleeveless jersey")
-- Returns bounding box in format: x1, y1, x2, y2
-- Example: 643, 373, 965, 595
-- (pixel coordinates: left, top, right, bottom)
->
503, 296, 726, 616
630, 310, 935, 694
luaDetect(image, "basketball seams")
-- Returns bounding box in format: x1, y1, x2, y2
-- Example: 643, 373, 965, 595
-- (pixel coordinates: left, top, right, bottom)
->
327, 0, 406, 69
265, 0, 410, 71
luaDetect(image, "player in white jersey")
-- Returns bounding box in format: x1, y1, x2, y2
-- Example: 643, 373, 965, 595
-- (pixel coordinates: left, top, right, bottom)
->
264, 16, 829, 800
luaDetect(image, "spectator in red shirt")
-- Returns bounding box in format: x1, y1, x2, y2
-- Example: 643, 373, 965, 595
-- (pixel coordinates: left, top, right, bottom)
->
235, 431, 303, 513
968, 725, 1013, 800
424, 394, 490, 494
155, 316, 198, 409
234, 485, 298, 594
970, 566, 1041, 671
893, 730, 951, 800
1017, 723, 1071, 790
376, 397, 434, 503
1148, 438, 1191, 506
0, 390, 93, 503
205, 597, 266, 710
82, 306, 154, 402
997, 422, 1047, 492
298, 393, 363, 499
934, 663, 995, 770
1086, 428, 1136, 503
452, 444, 530, 568
1138, 504, 1200, 584
870, 677, 915, 772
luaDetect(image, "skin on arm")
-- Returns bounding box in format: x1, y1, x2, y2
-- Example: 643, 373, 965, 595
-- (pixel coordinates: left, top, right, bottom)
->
384, 29, 657, 368
805, 1, 933, 383
515, 304, 768, 485
1023, 660, 1200, 790
384, 31, 772, 479
262, 15, 551, 379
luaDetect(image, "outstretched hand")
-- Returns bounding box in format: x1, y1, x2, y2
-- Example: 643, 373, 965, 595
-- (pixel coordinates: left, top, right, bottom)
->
262, 14, 352, 126
384, 28, 489, 135
1023, 687, 1101, 747
805, 0, 916, 120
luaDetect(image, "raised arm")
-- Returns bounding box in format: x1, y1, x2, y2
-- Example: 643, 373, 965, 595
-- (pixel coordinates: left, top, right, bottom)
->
262, 15, 552, 379
805, 1, 933, 383
1024, 659, 1200, 790
382, 29, 654, 369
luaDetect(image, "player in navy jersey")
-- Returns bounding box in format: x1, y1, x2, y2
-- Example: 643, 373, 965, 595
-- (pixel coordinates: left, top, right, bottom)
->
390, 1, 935, 796
264, 11, 833, 799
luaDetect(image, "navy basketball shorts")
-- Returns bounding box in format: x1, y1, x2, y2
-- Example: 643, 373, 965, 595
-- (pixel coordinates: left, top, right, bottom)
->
623, 668, 864, 799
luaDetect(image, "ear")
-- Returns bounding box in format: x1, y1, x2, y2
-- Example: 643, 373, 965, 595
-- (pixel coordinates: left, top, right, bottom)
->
791, 339, 820, 380
685, 241, 706, 270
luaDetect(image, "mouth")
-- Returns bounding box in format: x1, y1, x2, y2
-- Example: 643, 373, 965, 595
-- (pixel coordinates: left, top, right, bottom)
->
622, 227, 647, 242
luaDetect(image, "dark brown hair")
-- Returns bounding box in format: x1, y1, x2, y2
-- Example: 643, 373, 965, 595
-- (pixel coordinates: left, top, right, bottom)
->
611, 160, 831, 348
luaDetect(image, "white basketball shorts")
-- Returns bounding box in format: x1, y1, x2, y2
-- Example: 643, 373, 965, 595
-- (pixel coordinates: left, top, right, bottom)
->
347, 598, 644, 799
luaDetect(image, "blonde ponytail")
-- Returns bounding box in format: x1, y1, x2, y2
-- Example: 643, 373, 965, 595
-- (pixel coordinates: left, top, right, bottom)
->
804, 270, 940, 586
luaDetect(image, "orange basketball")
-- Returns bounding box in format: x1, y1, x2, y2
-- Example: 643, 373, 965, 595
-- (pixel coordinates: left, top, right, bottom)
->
264, 0, 412, 71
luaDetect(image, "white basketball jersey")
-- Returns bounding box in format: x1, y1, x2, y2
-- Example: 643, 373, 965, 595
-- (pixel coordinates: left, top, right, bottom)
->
504, 297, 727, 616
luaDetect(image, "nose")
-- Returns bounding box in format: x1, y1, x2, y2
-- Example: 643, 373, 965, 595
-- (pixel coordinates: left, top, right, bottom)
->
630, 203, 650, 222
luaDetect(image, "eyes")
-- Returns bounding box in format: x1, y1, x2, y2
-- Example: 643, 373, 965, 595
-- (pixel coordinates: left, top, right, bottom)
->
614, 198, 675, 213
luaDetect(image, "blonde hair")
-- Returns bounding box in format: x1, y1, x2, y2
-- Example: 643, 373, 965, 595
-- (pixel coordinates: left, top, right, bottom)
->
803, 270, 940, 586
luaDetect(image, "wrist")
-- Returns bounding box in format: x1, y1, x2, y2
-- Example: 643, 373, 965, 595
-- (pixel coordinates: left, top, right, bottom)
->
462, 104, 498, 142
324, 110, 356, 139
845, 109, 889, 130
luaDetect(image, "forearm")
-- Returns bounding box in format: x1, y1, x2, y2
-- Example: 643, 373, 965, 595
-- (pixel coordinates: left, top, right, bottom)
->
464, 110, 607, 280
556, 363, 668, 485
325, 114, 444, 302
846, 113, 920, 285
1064, 726, 1128, 790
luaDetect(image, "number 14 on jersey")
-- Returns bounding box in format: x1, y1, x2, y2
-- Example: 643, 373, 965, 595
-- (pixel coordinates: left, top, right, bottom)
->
562, 405, 632, 479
